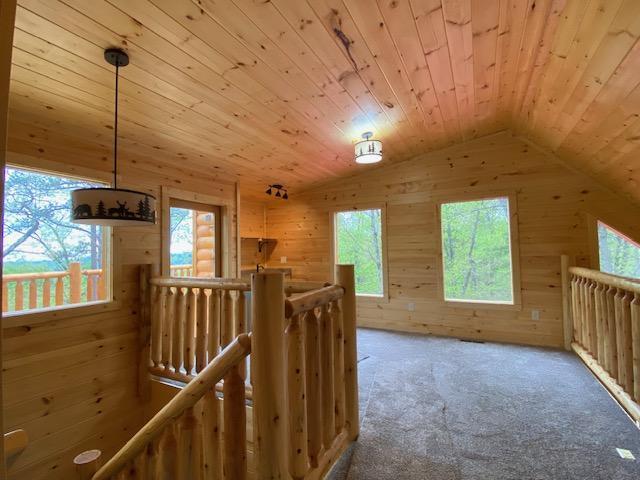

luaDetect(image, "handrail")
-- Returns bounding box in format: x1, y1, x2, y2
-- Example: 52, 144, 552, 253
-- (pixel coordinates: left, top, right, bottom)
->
92, 333, 251, 480
285, 284, 344, 318
2, 271, 68, 281
150, 276, 250, 291
569, 266, 640, 295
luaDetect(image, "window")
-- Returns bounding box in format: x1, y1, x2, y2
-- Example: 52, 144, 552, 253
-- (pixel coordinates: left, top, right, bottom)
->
440, 197, 515, 304
334, 208, 385, 297
169, 199, 221, 278
2, 166, 110, 313
597, 221, 640, 279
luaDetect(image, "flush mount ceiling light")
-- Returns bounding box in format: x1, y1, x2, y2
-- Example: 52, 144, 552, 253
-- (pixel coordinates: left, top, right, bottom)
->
71, 48, 156, 226
266, 184, 288, 200
354, 131, 382, 164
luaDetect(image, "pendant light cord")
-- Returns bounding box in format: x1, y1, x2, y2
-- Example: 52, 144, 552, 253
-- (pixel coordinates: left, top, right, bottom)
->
113, 62, 119, 190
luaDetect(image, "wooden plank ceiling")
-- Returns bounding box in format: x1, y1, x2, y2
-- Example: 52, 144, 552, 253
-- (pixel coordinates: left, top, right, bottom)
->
7, 0, 640, 202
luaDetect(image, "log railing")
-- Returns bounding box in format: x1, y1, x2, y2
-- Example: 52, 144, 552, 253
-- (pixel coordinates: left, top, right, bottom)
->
251, 265, 358, 479
147, 277, 249, 383
169, 264, 193, 277
562, 259, 640, 422
78, 266, 359, 480
87, 334, 251, 480
2, 262, 106, 312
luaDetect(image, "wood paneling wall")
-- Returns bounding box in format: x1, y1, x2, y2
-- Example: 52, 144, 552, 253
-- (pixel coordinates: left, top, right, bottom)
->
2, 144, 238, 478
266, 132, 640, 348
240, 198, 267, 268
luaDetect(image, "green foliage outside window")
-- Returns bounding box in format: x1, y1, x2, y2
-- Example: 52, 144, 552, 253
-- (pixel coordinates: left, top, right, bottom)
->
335, 209, 383, 296
441, 197, 513, 303
170, 207, 193, 266
598, 222, 640, 279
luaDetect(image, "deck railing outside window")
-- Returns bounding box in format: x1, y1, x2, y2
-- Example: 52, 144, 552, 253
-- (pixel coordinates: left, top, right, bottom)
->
2, 262, 106, 312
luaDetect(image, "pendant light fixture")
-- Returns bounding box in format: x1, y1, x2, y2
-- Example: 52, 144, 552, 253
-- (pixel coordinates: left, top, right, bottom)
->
354, 131, 382, 164
71, 49, 156, 226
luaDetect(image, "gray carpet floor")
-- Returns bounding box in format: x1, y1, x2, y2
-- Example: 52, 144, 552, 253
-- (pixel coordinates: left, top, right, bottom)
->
328, 328, 640, 480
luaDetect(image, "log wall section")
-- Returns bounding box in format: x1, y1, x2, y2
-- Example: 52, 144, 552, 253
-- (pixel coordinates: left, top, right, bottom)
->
3, 130, 239, 479
266, 132, 640, 348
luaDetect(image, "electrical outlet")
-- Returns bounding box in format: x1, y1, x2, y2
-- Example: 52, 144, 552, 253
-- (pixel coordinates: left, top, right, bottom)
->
407, 302, 415, 312
280, 256, 287, 264
531, 309, 540, 321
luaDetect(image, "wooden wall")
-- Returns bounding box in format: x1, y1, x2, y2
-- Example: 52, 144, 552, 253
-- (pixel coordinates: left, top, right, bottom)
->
3, 129, 238, 478
239, 198, 267, 269
266, 132, 640, 348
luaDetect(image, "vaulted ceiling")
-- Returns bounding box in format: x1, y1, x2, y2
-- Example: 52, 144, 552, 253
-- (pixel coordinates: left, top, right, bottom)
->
7, 0, 640, 202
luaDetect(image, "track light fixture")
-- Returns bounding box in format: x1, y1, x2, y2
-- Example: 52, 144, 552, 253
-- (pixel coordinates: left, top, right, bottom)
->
265, 184, 288, 200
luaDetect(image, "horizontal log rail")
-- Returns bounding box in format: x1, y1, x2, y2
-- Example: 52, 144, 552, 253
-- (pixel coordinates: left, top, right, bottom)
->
563, 260, 640, 422
2, 262, 105, 312
285, 284, 345, 318
89, 334, 251, 480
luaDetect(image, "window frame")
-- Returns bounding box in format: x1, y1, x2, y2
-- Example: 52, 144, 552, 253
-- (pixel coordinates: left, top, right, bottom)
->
435, 193, 521, 310
330, 203, 389, 302
2, 164, 116, 324
161, 186, 232, 278
591, 218, 640, 279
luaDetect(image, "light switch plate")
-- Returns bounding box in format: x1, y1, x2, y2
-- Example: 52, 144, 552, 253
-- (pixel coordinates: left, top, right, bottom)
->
407, 302, 416, 312
280, 256, 287, 264
531, 309, 540, 321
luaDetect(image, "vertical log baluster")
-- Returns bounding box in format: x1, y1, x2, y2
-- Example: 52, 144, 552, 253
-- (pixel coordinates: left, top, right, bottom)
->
303, 308, 321, 468
202, 388, 222, 479
172, 288, 187, 375
55, 276, 64, 306
207, 289, 221, 363
587, 280, 597, 354
15, 280, 23, 311
235, 291, 247, 380
42, 278, 51, 308
28, 278, 37, 309
221, 290, 234, 349
177, 408, 196, 479
98, 270, 105, 300
619, 292, 634, 394
631, 293, 640, 402
151, 286, 165, 369
286, 313, 308, 479
87, 274, 96, 302
196, 288, 208, 373
185, 288, 197, 376
223, 360, 246, 480
69, 261, 81, 304
320, 304, 335, 450
573, 276, 582, 346
332, 300, 346, 435
570, 275, 579, 343
605, 285, 618, 379
593, 282, 605, 367
579, 278, 589, 350
162, 288, 176, 371
133, 448, 148, 480
614, 288, 627, 387
158, 424, 178, 480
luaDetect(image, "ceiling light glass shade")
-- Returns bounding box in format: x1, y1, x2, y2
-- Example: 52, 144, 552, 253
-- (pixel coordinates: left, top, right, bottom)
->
354, 133, 382, 164
72, 188, 156, 226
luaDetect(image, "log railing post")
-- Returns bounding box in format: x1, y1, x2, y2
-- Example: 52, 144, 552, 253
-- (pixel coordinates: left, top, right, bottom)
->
631, 293, 640, 402
560, 255, 572, 351
286, 313, 308, 478
335, 264, 359, 441
304, 309, 321, 469
69, 261, 81, 304
251, 271, 288, 480
319, 304, 335, 450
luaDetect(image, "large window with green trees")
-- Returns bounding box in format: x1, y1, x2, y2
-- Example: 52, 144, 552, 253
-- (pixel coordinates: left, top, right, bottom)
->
597, 221, 640, 279
2, 166, 110, 313
440, 197, 514, 304
334, 208, 384, 296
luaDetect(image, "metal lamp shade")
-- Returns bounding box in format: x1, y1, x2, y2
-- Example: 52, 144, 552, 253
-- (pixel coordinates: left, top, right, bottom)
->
71, 188, 156, 226
354, 138, 382, 164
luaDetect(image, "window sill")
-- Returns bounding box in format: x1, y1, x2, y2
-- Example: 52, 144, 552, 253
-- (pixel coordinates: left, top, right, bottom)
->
443, 299, 522, 311
2, 300, 121, 328
356, 293, 389, 304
